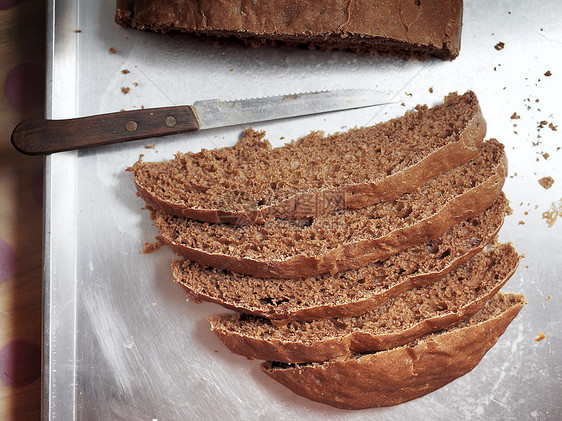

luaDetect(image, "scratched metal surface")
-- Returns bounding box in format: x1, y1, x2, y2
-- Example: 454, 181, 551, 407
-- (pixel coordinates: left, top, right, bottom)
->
44, 0, 562, 419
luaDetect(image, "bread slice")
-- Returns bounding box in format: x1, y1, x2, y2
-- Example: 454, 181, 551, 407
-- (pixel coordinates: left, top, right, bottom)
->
115, 0, 463, 60
262, 292, 525, 409
173, 194, 509, 323
132, 91, 485, 224
209, 244, 520, 363
150, 139, 507, 278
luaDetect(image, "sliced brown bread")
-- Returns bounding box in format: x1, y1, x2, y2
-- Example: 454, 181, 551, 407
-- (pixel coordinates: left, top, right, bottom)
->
150, 139, 507, 278
173, 194, 509, 323
115, 0, 463, 60
132, 91, 485, 224
262, 292, 525, 409
209, 244, 520, 363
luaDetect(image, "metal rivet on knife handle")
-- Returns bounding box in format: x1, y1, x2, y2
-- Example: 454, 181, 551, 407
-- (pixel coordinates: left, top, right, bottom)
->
126, 120, 138, 132
165, 115, 177, 128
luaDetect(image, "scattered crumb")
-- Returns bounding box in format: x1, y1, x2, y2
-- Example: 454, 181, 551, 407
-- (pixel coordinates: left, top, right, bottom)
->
538, 176, 554, 190
214, 350, 219, 353
518, 221, 525, 225
429, 87, 433, 93
549, 123, 557, 131
538, 120, 548, 129
152, 302, 157, 306
546, 295, 552, 301
145, 144, 156, 150
121, 87, 130, 94
122, 69, 130, 74
405, 92, 412, 97
534, 332, 546, 342
400, 103, 406, 107
543, 153, 550, 160
109, 47, 117, 54
542, 199, 562, 227
510, 112, 520, 120
75, 29, 82, 33
142, 236, 165, 254
134, 82, 139, 87
494, 42, 505, 50
544, 70, 552, 76
230, 68, 234, 72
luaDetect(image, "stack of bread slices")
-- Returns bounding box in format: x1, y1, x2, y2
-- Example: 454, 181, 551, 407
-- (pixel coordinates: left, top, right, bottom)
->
131, 91, 524, 410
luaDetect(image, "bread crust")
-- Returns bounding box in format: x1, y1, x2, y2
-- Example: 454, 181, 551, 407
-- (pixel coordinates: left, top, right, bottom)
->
155, 148, 507, 278
174, 195, 507, 323
133, 93, 485, 225
115, 0, 463, 60
209, 245, 519, 363
261, 294, 524, 409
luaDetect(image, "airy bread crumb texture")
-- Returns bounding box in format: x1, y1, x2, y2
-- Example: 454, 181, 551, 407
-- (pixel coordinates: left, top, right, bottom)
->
260, 293, 525, 409
209, 244, 520, 363
173, 194, 509, 322
132, 91, 482, 219
151, 139, 505, 262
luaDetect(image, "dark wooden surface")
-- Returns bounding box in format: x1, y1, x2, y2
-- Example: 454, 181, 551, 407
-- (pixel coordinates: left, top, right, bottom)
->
0, 0, 45, 419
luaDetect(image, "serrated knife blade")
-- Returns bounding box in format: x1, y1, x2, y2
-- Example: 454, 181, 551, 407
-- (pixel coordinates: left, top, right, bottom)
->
11, 89, 392, 155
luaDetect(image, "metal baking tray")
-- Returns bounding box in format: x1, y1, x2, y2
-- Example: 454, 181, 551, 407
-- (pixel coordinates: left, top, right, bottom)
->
43, 0, 562, 419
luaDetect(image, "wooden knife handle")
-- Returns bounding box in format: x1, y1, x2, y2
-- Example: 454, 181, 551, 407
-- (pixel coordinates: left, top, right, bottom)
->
11, 105, 200, 155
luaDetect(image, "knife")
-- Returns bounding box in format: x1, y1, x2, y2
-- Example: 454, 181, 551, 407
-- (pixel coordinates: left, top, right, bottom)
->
11, 89, 392, 155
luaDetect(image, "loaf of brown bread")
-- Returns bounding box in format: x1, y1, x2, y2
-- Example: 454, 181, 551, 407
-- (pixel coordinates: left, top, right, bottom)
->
115, 0, 463, 60
209, 244, 519, 363
132, 91, 484, 224
262, 292, 525, 409
150, 139, 507, 278
173, 194, 508, 323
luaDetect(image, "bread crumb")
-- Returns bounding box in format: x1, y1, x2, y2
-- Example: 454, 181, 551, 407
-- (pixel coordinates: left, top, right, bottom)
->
510, 112, 520, 120
543, 153, 549, 160
546, 295, 552, 301
142, 236, 165, 254
534, 332, 546, 342
518, 221, 525, 225
538, 120, 548, 129
494, 41, 505, 50
122, 69, 130, 74
549, 123, 557, 131
429, 87, 433, 93
109, 47, 117, 54
542, 199, 562, 227
134, 82, 139, 87
121, 87, 130, 94
544, 70, 552, 76
538, 176, 554, 189
145, 144, 156, 150
75, 29, 82, 33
